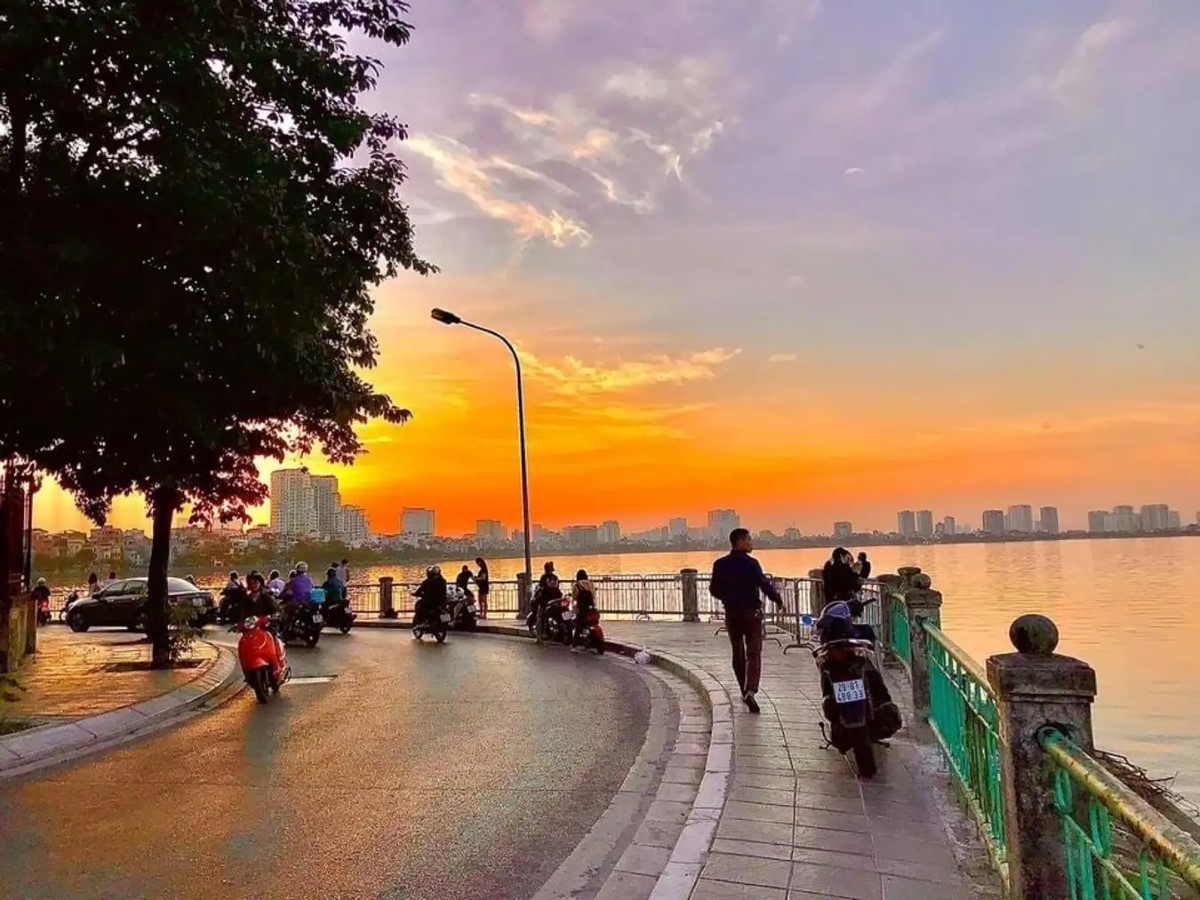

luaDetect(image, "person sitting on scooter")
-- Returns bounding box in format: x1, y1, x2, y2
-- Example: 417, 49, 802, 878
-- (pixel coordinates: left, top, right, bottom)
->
32, 577, 52, 624
321, 567, 345, 606
246, 571, 278, 618
455, 565, 473, 599
279, 562, 314, 632
267, 569, 285, 596
570, 570, 595, 650
533, 573, 563, 644
413, 566, 447, 631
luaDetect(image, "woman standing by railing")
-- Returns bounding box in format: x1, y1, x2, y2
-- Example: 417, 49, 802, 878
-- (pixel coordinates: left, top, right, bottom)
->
474, 558, 490, 619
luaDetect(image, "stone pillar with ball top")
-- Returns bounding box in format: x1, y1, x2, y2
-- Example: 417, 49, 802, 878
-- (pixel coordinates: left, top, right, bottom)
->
902, 572, 942, 719
988, 614, 1097, 900
680, 568, 700, 622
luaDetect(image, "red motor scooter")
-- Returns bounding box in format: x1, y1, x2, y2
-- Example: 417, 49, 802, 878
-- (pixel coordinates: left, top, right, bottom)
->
233, 615, 290, 703
577, 608, 605, 655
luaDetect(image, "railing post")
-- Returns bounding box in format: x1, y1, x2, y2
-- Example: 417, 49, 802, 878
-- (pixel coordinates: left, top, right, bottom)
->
379, 576, 395, 619
806, 568, 824, 617
987, 614, 1097, 900
875, 574, 902, 649
517, 571, 531, 620
903, 575, 941, 720
680, 568, 699, 622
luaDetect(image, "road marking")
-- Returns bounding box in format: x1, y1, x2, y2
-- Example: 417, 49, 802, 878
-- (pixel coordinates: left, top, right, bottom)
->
288, 676, 337, 685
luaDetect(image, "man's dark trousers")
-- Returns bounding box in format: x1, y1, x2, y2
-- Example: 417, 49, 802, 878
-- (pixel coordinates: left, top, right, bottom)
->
725, 606, 764, 695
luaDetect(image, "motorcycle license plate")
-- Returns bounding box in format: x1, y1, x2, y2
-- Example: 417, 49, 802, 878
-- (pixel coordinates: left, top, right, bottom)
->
562, 610, 575, 621
466, 604, 477, 614
440, 612, 452, 623
312, 614, 323, 624
833, 679, 866, 704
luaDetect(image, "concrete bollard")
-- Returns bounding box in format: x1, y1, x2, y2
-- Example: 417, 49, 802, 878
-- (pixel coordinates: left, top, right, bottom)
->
987, 615, 1097, 900
379, 576, 395, 619
902, 585, 942, 719
516, 571, 531, 620
680, 568, 700, 622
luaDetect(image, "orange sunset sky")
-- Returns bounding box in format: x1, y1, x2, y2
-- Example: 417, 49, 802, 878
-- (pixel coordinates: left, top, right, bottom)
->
33, 2, 1200, 537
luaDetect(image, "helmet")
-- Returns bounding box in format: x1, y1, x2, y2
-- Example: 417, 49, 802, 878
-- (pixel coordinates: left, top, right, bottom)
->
296, 562, 308, 574
36, 577, 46, 586
246, 572, 264, 588
427, 565, 441, 577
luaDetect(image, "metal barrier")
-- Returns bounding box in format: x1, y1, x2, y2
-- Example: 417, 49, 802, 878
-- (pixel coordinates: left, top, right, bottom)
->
1040, 728, 1200, 899
925, 622, 1009, 887
887, 592, 911, 670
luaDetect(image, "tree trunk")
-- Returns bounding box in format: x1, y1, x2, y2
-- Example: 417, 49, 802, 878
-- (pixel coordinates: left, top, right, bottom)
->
146, 485, 178, 668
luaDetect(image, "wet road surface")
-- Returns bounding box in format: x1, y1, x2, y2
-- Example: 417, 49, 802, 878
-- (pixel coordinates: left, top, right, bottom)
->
0, 628, 652, 899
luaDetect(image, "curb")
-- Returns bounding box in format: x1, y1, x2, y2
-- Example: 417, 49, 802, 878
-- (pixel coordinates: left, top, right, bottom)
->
0, 641, 241, 776
466, 621, 732, 900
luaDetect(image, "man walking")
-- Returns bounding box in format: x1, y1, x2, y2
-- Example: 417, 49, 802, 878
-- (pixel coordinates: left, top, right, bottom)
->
709, 528, 783, 714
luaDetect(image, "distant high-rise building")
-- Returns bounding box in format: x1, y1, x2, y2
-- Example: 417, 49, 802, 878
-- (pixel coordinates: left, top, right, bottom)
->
897, 510, 917, 537
310, 475, 340, 539
1007, 505, 1034, 533
982, 510, 1006, 535
598, 520, 621, 544
1087, 511, 1108, 534
783, 527, 802, 541
707, 509, 741, 541
475, 519, 506, 542
942, 516, 957, 536
1039, 506, 1060, 535
1141, 504, 1171, 532
532, 524, 548, 543
834, 521, 853, 540
1111, 506, 1139, 532
1167, 510, 1181, 529
270, 468, 318, 538
916, 510, 934, 538
400, 508, 436, 536
934, 522, 945, 537
564, 525, 600, 547
336, 505, 369, 545
668, 517, 688, 539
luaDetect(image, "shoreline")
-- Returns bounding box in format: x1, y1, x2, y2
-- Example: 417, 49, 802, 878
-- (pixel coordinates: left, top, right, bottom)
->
33, 528, 1199, 580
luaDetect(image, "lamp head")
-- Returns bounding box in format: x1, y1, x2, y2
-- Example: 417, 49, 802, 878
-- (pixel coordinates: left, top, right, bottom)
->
430, 308, 461, 325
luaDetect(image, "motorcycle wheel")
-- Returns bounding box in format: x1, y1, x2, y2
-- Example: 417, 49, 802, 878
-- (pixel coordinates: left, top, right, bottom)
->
305, 629, 321, 648
435, 628, 447, 644
252, 667, 270, 704
339, 624, 351, 634
593, 636, 605, 655
526, 616, 537, 638
850, 730, 877, 778
68, 611, 89, 633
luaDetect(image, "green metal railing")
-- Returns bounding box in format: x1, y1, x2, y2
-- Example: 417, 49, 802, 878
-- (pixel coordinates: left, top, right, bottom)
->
1040, 728, 1200, 899
887, 593, 911, 670
925, 622, 1009, 886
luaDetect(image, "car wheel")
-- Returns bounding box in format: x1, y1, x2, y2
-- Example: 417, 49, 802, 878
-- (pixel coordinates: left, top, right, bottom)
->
135, 610, 149, 633
68, 611, 90, 633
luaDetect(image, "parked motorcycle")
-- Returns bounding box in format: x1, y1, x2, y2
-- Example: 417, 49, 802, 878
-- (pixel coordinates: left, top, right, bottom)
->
412, 596, 450, 643
573, 608, 605, 655
59, 590, 81, 622
448, 586, 478, 631
321, 597, 357, 634
526, 594, 570, 644
280, 600, 323, 648
810, 598, 901, 778
233, 615, 290, 704
37, 596, 52, 627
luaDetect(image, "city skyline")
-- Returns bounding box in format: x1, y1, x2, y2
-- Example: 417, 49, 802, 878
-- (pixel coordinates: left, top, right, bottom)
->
27, 3, 1200, 539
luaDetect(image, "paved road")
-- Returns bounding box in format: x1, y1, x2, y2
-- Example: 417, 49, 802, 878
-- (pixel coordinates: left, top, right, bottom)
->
0, 628, 652, 899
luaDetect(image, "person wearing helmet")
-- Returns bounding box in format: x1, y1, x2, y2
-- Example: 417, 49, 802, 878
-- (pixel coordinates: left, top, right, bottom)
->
283, 562, 314, 603
32, 576, 52, 625
413, 565, 447, 634
219, 570, 249, 624
267, 569, 285, 596
246, 571, 278, 618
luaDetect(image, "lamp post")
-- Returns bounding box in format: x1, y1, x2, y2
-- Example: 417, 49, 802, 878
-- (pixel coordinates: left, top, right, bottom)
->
431, 308, 533, 610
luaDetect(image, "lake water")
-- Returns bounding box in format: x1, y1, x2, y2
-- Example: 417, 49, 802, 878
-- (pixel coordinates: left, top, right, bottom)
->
346, 537, 1200, 804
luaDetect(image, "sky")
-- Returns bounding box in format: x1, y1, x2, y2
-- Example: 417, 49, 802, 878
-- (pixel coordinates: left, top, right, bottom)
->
34, 0, 1200, 536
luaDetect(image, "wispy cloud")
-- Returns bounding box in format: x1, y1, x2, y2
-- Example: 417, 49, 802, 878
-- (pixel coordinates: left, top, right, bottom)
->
768, 353, 797, 363
406, 134, 591, 247
521, 346, 741, 395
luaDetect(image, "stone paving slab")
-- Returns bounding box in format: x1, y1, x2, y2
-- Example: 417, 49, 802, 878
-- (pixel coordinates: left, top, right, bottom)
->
9, 630, 218, 719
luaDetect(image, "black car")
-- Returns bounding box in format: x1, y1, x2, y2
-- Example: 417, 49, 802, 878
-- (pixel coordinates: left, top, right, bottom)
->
66, 577, 216, 632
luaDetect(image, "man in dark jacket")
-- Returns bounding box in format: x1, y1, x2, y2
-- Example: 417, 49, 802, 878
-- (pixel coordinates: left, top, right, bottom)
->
709, 528, 783, 714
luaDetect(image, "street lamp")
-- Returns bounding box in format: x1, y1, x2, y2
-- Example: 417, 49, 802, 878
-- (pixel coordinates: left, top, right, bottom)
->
430, 308, 533, 609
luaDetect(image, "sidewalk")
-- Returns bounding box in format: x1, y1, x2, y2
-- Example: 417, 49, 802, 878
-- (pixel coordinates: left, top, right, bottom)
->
1, 630, 235, 772
7, 631, 218, 722
597, 621, 1002, 900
